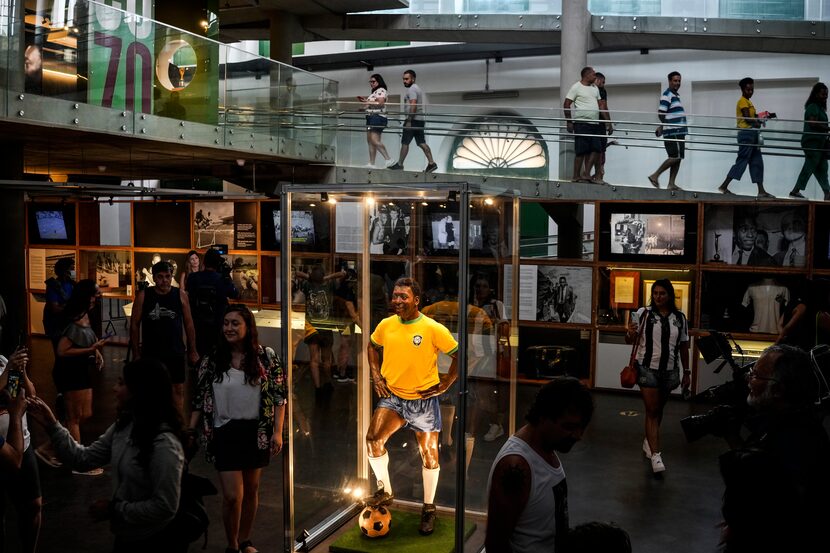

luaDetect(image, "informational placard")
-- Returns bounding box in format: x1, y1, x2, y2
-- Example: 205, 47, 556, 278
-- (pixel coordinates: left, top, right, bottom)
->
28, 249, 75, 290
336, 202, 363, 254
503, 265, 537, 321
234, 203, 257, 250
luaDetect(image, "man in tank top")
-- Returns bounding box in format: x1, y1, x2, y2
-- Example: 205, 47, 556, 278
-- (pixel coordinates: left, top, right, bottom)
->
130, 261, 199, 412
485, 378, 594, 553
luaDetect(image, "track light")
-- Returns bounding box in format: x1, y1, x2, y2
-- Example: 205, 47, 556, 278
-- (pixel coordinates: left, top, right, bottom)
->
321, 192, 329, 203
447, 190, 458, 202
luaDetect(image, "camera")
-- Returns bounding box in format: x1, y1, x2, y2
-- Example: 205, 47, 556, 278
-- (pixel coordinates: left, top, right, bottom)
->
679, 331, 751, 443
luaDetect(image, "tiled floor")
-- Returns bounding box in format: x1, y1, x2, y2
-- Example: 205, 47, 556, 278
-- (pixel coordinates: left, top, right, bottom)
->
6, 336, 743, 553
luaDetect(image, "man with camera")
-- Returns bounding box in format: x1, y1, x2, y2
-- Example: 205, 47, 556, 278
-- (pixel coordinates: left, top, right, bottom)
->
185, 248, 238, 359
718, 345, 830, 552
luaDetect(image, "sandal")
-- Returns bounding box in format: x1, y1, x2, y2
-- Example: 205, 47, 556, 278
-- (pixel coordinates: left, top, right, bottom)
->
239, 540, 259, 553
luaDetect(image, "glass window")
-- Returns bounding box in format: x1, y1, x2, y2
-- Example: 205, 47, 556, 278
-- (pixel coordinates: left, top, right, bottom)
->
719, 0, 804, 20
589, 0, 660, 16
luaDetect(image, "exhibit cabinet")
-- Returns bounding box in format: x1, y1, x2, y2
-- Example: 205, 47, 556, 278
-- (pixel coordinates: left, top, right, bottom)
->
22, 190, 829, 549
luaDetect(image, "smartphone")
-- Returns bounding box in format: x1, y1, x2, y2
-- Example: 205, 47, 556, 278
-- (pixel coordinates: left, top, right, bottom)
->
630, 311, 640, 325
7, 370, 21, 398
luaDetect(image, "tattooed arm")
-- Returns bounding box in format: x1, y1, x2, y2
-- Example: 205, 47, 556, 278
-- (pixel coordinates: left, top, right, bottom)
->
485, 454, 531, 552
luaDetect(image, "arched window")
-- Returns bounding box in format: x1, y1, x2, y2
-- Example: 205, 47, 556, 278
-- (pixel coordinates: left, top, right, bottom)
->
450, 116, 548, 177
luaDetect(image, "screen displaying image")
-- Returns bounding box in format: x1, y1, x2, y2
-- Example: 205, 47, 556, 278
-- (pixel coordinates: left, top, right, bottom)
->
36, 210, 68, 240
610, 213, 685, 255
272, 209, 316, 245
430, 214, 482, 251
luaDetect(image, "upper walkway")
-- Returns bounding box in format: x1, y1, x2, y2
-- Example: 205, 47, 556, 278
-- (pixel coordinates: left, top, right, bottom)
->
2, 0, 829, 204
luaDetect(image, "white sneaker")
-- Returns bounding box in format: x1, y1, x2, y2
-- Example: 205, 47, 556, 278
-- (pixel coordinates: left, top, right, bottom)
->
72, 468, 104, 476
483, 423, 504, 442
642, 438, 652, 459
651, 452, 666, 473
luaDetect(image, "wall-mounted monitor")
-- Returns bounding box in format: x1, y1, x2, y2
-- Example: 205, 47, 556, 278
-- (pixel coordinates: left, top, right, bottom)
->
260, 201, 329, 252
599, 203, 697, 264
27, 203, 76, 246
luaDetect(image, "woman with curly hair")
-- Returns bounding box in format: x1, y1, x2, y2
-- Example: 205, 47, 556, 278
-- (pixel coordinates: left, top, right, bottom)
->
188, 304, 286, 553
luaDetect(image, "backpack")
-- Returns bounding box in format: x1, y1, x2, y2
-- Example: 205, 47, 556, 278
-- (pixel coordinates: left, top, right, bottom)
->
169, 469, 218, 549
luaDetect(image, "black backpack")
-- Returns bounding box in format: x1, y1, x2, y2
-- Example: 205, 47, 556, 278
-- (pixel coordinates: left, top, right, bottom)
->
169, 469, 218, 548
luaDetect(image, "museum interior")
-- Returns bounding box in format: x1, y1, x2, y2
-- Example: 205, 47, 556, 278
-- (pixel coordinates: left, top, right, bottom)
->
2, 1, 830, 553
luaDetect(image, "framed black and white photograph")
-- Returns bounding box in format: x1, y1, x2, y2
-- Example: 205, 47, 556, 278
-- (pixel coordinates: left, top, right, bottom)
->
369, 203, 410, 255
599, 203, 697, 264
703, 204, 809, 268
536, 266, 592, 323
79, 250, 132, 296
134, 251, 188, 290
228, 254, 259, 302
610, 213, 685, 255
194, 201, 234, 249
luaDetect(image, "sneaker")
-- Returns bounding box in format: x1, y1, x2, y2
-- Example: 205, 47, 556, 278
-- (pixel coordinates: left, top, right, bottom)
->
651, 452, 666, 473
363, 488, 394, 508
789, 190, 805, 199
332, 373, 349, 383
419, 503, 437, 536
757, 192, 775, 199
35, 446, 63, 468
387, 162, 403, 170
483, 423, 504, 442
425, 163, 438, 173
73, 468, 104, 476
642, 438, 652, 459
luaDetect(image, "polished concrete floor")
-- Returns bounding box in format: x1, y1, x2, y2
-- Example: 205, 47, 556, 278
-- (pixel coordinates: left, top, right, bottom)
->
3, 335, 742, 553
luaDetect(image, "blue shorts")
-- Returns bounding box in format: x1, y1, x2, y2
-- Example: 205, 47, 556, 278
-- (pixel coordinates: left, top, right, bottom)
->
636, 361, 680, 392
366, 114, 387, 132
376, 393, 442, 433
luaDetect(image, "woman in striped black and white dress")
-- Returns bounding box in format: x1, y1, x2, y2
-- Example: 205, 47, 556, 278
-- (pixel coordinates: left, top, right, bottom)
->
625, 279, 690, 475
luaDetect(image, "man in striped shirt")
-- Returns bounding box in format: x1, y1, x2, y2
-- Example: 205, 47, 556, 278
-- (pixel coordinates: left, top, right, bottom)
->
648, 71, 687, 191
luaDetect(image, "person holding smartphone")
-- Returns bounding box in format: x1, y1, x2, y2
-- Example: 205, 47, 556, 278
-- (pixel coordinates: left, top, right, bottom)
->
54, 280, 108, 476
357, 73, 392, 168
0, 347, 42, 553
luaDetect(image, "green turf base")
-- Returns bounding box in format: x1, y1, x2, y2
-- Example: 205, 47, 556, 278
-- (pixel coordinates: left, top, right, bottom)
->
330, 510, 476, 553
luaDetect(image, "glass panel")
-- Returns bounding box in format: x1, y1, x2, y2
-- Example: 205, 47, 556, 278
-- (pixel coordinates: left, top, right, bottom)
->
288, 194, 361, 537
520, 202, 594, 260
719, 0, 804, 20
597, 267, 696, 330
287, 186, 497, 548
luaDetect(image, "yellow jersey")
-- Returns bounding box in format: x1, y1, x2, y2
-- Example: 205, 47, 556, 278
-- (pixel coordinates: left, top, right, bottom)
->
736, 96, 756, 129
370, 313, 459, 399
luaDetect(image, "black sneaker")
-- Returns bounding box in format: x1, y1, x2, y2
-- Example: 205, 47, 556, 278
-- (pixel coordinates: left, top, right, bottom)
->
363, 488, 394, 508
425, 163, 438, 173
419, 503, 437, 535
387, 162, 403, 170
333, 373, 349, 383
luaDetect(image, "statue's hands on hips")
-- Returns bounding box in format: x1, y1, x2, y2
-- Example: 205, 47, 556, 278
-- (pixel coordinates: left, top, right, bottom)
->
418, 374, 455, 399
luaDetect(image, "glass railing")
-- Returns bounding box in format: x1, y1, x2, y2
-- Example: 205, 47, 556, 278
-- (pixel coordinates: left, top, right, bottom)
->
335, 100, 830, 200
367, 0, 827, 20
0, 0, 336, 162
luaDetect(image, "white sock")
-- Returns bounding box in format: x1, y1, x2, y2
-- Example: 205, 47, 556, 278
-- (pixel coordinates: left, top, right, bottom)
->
422, 466, 440, 505
368, 452, 392, 495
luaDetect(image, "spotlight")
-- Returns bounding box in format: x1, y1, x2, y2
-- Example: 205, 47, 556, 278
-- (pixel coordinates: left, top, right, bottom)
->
484, 197, 494, 206
447, 190, 458, 202
321, 192, 329, 203
236, 159, 245, 167
366, 197, 375, 205
108, 197, 113, 206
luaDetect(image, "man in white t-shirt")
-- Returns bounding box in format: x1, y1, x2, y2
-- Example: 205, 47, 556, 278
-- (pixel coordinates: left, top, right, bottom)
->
563, 66, 609, 183
486, 378, 594, 553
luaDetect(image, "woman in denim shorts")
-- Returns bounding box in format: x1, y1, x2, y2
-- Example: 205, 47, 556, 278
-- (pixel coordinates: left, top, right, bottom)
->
357, 73, 392, 167
625, 279, 690, 474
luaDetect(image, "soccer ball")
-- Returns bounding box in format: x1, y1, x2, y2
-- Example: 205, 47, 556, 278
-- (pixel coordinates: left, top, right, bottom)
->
359, 505, 392, 538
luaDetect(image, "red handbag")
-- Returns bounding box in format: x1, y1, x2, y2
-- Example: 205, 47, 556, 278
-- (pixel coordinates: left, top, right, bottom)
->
620, 312, 646, 389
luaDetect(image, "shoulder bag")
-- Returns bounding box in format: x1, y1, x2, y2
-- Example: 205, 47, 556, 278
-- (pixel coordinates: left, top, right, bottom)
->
620, 311, 647, 389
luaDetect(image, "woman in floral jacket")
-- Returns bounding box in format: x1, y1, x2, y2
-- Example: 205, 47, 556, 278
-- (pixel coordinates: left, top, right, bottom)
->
188, 304, 286, 553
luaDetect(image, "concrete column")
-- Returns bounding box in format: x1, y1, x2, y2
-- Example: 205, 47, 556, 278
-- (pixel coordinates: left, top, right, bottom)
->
268, 11, 299, 64
0, 142, 26, 352
559, 0, 592, 180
